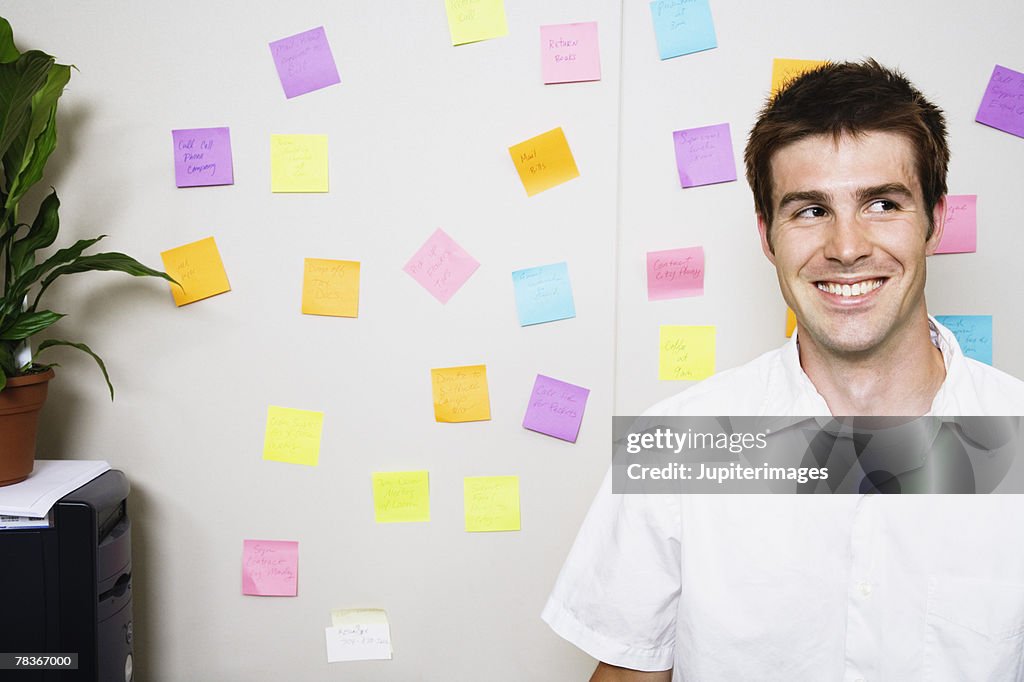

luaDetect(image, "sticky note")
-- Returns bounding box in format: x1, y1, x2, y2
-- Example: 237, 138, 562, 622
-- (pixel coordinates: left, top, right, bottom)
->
263, 406, 324, 466
647, 246, 704, 300
270, 134, 328, 193
673, 123, 736, 188
372, 471, 430, 523
171, 127, 233, 188
512, 262, 576, 326
431, 365, 491, 423
540, 22, 601, 84
936, 315, 993, 365
325, 609, 392, 662
403, 228, 479, 304
269, 26, 341, 99
445, 0, 508, 46
160, 236, 231, 306
659, 325, 715, 380
934, 195, 977, 254
464, 476, 520, 532
522, 374, 590, 443
649, 0, 717, 60
976, 65, 1024, 138
302, 258, 360, 317
509, 127, 580, 197
786, 308, 797, 338
771, 58, 827, 95
242, 539, 298, 597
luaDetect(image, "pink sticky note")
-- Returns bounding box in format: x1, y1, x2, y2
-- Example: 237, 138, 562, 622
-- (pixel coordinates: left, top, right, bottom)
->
269, 26, 341, 99
673, 123, 737, 188
171, 127, 233, 188
403, 229, 480, 304
242, 540, 298, 597
522, 374, 590, 443
975, 65, 1024, 138
647, 246, 705, 300
540, 22, 601, 84
935, 195, 977, 254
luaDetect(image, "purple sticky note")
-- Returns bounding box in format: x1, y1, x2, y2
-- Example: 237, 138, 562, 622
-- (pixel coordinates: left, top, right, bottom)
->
171, 127, 233, 188
935, 195, 977, 254
522, 374, 590, 443
647, 246, 705, 300
540, 22, 601, 84
242, 539, 298, 597
673, 123, 737, 188
269, 26, 341, 99
403, 229, 480, 304
976, 65, 1024, 138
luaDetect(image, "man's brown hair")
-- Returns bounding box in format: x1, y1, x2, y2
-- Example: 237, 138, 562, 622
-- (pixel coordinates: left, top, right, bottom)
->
745, 59, 949, 245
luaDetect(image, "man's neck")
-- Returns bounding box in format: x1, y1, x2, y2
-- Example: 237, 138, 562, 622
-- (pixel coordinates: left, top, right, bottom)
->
798, 315, 947, 416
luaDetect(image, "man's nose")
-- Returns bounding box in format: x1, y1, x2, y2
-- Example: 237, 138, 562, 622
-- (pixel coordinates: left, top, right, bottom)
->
822, 213, 872, 265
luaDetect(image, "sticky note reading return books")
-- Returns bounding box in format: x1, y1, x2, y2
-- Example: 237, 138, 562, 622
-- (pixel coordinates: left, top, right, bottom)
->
242, 539, 298, 597
935, 315, 993, 366
445, 0, 507, 46
171, 127, 233, 188
160, 236, 231, 306
540, 22, 601, 84
935, 195, 977, 254
512, 262, 576, 326
325, 609, 392, 662
372, 471, 430, 523
431, 365, 490, 423
509, 128, 580, 197
659, 325, 715, 380
649, 0, 717, 61
771, 58, 827, 95
302, 258, 360, 317
403, 229, 479, 304
271, 134, 328, 193
464, 476, 520, 532
647, 246, 704, 300
269, 26, 341, 99
673, 124, 736, 188
523, 374, 590, 443
976, 65, 1024, 138
263, 406, 324, 466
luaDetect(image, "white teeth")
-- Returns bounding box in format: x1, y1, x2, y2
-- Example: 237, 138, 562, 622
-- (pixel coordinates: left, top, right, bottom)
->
816, 279, 883, 297
842, 284, 851, 296
852, 282, 861, 296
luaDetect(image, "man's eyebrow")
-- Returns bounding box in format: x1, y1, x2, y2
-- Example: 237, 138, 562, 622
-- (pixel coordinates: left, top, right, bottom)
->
856, 183, 915, 202
777, 190, 830, 210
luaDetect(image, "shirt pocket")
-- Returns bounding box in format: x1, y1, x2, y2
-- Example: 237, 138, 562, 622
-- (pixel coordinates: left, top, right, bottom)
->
923, 576, 1024, 681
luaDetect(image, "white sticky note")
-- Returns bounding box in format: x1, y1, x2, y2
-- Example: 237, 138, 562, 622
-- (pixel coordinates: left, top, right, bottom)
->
325, 622, 393, 662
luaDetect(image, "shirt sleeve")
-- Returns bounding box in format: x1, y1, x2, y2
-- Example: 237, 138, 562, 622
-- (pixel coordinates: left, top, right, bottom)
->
542, 467, 682, 672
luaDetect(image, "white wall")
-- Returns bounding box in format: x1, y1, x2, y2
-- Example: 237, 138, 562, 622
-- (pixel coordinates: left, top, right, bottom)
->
5, 1, 1023, 680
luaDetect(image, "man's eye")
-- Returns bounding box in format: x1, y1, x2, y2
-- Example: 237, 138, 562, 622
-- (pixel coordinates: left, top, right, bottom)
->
867, 199, 898, 213
796, 206, 827, 218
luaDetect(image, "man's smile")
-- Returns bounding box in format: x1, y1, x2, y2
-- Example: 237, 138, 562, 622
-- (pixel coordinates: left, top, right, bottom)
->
814, 278, 887, 298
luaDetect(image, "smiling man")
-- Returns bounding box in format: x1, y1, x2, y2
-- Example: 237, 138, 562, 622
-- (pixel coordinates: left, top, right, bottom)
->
543, 60, 1024, 681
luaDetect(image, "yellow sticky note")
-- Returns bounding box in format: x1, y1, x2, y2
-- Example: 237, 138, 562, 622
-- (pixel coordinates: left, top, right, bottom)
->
302, 258, 360, 317
372, 471, 430, 523
160, 236, 231, 306
263, 406, 324, 466
509, 127, 580, 197
464, 476, 520, 532
431, 365, 491, 423
659, 325, 715, 381
786, 308, 797, 338
770, 58, 828, 96
444, 0, 508, 46
271, 134, 329, 193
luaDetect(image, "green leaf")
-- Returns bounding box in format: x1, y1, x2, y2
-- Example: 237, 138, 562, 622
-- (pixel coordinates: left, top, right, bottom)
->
0, 50, 54, 174
0, 309, 63, 341
0, 370, 6, 392
5, 62, 69, 205
12, 235, 105, 309
37, 338, 113, 400
0, 18, 20, 64
40, 251, 175, 288
9, 189, 58, 275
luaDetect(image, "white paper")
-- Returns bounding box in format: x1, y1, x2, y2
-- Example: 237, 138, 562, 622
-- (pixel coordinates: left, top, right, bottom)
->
325, 623, 393, 662
0, 460, 110, 516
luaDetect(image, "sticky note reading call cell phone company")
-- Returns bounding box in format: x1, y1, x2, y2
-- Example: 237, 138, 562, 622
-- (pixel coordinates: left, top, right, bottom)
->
171, 127, 233, 187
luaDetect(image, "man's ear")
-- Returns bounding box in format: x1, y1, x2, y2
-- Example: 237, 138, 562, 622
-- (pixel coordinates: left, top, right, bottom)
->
925, 195, 947, 256
757, 214, 776, 265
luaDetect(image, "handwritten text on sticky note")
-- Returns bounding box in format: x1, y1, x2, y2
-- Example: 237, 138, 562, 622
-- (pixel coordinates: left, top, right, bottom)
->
271, 134, 329, 193
464, 476, 520, 532
522, 374, 589, 443
269, 26, 341, 99
647, 246, 704, 300
935, 315, 993, 365
445, 0, 508, 46
540, 22, 601, 84
325, 609, 392, 662
659, 325, 715, 380
403, 229, 479, 304
509, 127, 580, 197
512, 262, 576, 326
263, 406, 324, 466
935, 195, 977, 254
302, 258, 360, 317
431, 365, 491, 423
649, 0, 717, 61
673, 123, 736, 188
372, 471, 430, 523
242, 539, 298, 597
160, 236, 231, 306
171, 127, 233, 188
771, 58, 827, 95
976, 65, 1024, 138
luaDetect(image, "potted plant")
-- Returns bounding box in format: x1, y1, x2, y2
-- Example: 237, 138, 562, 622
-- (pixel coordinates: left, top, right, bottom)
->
0, 17, 174, 486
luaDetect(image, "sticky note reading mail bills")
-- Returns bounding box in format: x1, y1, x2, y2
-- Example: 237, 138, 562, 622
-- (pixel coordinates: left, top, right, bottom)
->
509, 128, 580, 197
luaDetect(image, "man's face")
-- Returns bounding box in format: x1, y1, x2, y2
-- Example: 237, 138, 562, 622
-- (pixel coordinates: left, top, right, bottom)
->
757, 131, 945, 358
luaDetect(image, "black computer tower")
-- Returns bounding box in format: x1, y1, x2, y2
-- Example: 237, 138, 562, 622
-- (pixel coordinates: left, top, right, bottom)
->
0, 469, 133, 682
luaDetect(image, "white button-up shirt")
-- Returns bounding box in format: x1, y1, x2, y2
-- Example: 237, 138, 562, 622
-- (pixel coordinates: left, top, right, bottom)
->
543, 320, 1024, 681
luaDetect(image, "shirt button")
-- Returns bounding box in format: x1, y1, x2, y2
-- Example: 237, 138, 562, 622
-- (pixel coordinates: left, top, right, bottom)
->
858, 582, 872, 597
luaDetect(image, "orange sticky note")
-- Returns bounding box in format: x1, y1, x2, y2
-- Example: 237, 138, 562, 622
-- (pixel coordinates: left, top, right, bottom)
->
771, 58, 827, 95
431, 365, 491, 423
302, 258, 360, 317
786, 308, 797, 337
508, 127, 580, 197
160, 236, 231, 306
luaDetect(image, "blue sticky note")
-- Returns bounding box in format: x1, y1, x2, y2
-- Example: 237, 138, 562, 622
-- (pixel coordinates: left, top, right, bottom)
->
649, 0, 717, 60
936, 315, 993, 365
512, 262, 576, 326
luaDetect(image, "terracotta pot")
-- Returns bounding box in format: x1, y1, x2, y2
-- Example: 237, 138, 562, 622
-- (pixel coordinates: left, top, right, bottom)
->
0, 368, 55, 487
